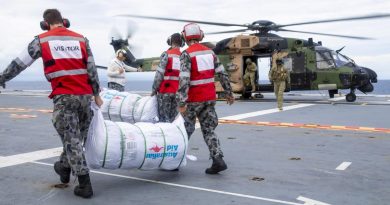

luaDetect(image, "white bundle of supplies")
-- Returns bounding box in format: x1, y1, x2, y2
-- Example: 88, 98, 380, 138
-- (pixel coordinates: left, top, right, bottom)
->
100, 89, 158, 123
85, 103, 188, 170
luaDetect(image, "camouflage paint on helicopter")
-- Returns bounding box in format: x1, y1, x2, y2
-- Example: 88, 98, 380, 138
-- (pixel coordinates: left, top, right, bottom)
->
103, 13, 388, 102
212, 34, 377, 102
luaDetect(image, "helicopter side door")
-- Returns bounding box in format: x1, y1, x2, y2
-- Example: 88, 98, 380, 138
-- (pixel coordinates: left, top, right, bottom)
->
313, 50, 341, 90
286, 51, 311, 91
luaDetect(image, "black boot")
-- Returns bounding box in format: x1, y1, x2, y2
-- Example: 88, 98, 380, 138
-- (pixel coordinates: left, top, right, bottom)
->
74, 174, 93, 198
205, 156, 227, 174
54, 161, 71, 183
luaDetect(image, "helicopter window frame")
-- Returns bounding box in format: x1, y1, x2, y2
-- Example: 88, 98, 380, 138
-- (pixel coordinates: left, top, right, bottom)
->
331, 51, 350, 67
315, 50, 336, 70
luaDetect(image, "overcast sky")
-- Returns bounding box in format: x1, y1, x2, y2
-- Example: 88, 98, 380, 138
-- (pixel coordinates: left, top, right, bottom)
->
1, 0, 390, 82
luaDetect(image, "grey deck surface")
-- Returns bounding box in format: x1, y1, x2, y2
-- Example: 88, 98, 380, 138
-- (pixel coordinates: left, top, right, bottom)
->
0, 91, 389, 205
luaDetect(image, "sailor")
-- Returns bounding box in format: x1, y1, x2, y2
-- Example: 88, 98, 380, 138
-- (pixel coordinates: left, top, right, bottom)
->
151, 33, 183, 122
107, 49, 141, 92
0, 9, 102, 198
178, 23, 234, 174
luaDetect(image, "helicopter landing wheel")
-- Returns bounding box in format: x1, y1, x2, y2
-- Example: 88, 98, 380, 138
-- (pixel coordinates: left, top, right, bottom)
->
254, 93, 264, 99
346, 93, 356, 102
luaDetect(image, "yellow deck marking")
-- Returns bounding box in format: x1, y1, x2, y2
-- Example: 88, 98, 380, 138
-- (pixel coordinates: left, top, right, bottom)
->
10, 114, 38, 119
0, 107, 52, 113
219, 119, 390, 133
0, 108, 31, 112
36, 109, 53, 113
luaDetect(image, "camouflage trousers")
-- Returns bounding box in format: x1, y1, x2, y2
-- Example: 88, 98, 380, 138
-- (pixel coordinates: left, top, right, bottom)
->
108, 82, 125, 92
52, 94, 93, 176
182, 101, 223, 158
274, 81, 286, 109
157, 93, 178, 123
243, 72, 256, 91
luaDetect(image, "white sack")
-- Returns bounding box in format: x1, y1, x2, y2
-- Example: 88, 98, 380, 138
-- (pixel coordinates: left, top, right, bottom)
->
100, 89, 158, 123
85, 104, 188, 170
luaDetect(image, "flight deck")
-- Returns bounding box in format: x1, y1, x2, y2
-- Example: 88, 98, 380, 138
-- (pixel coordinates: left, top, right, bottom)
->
0, 91, 389, 205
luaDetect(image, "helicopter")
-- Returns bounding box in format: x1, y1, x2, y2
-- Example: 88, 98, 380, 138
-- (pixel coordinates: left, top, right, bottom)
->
104, 13, 390, 102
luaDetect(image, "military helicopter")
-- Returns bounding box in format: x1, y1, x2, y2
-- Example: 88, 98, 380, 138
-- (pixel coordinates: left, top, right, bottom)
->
106, 13, 390, 102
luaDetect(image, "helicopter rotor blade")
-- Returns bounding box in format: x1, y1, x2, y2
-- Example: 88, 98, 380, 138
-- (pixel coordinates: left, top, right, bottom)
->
277, 28, 373, 40
115, 14, 246, 27
276, 13, 390, 28
205, 29, 249, 35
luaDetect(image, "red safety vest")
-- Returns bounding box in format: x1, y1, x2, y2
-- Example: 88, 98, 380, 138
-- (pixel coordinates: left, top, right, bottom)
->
38, 27, 92, 98
158, 48, 181, 93
186, 43, 216, 102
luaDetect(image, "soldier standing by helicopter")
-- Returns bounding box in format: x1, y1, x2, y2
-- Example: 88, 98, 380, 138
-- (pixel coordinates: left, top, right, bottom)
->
178, 23, 234, 174
269, 57, 290, 111
243, 58, 257, 93
151, 33, 183, 122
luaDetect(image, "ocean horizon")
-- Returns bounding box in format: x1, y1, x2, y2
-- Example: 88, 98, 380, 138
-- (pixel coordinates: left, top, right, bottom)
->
3, 79, 390, 95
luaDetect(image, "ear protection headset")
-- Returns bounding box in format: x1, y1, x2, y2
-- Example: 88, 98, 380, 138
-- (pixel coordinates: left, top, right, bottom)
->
116, 49, 127, 58
40, 18, 70, 31
167, 33, 185, 47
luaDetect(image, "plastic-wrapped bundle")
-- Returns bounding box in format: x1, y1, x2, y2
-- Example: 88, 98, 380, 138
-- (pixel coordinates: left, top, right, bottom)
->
86, 103, 188, 170
100, 89, 158, 123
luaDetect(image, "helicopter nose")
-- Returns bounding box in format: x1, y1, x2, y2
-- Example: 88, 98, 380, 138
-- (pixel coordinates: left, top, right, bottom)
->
360, 67, 378, 83
354, 68, 375, 93
358, 81, 374, 93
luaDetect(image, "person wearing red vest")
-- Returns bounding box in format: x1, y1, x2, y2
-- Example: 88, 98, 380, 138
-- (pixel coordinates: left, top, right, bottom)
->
0, 9, 102, 198
178, 23, 235, 174
152, 33, 183, 122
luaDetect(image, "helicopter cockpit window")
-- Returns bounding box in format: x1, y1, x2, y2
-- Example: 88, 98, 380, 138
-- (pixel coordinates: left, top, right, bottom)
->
331, 51, 350, 67
316, 51, 335, 69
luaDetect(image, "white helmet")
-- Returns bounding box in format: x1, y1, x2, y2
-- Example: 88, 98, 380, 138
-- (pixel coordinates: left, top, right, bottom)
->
181, 23, 204, 42
116, 49, 127, 58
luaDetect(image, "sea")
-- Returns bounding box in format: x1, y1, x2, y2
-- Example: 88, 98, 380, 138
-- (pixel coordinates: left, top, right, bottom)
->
4, 79, 390, 95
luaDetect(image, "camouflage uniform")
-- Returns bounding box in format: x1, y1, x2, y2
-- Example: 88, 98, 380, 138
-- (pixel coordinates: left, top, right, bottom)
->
152, 51, 179, 122
269, 63, 290, 110
243, 62, 257, 92
108, 82, 124, 92
178, 50, 233, 158
0, 37, 101, 176
53, 94, 93, 175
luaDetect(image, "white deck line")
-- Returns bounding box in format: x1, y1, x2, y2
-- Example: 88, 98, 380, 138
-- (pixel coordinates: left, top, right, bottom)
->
328, 97, 345, 102
335, 162, 352, 170
220, 103, 314, 121
0, 147, 62, 168
32, 161, 303, 205
195, 103, 313, 128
